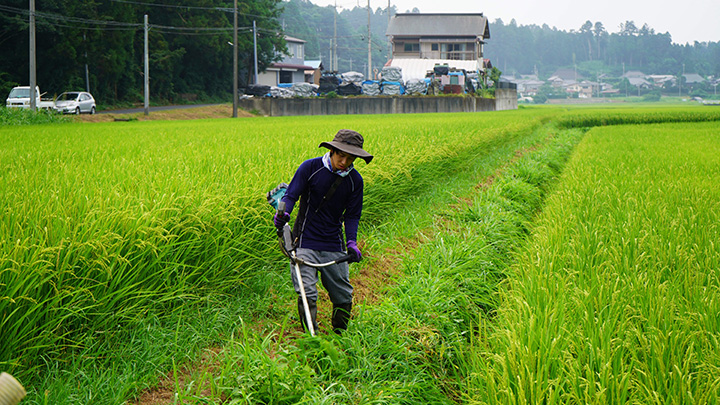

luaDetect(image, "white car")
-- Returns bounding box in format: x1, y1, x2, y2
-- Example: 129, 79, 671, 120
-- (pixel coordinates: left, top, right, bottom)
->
6, 86, 55, 110
54, 91, 96, 114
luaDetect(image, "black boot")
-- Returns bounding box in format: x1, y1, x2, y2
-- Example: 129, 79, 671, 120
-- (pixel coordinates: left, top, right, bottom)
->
298, 297, 318, 333
332, 302, 352, 334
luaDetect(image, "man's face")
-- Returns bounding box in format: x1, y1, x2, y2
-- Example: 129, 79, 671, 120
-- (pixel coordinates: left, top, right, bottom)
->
330, 150, 357, 172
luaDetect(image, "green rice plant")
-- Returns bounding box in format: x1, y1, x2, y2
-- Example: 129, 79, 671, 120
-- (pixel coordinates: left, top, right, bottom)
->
470, 121, 720, 403
555, 105, 720, 129
0, 109, 560, 393
8, 105, 719, 403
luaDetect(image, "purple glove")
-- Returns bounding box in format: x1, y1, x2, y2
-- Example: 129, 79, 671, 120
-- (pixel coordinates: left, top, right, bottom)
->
347, 240, 362, 263
273, 211, 290, 229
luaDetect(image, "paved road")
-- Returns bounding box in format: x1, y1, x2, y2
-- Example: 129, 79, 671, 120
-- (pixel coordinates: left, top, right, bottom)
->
99, 104, 221, 114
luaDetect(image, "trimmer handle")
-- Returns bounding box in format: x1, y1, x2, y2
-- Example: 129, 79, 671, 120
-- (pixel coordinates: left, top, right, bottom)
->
275, 201, 295, 257
334, 254, 353, 264
280, 224, 294, 256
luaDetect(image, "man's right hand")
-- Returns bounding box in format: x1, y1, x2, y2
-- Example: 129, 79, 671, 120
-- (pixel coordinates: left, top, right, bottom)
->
273, 211, 290, 229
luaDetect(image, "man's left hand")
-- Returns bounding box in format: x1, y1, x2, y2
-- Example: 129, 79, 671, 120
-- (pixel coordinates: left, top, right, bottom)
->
347, 240, 362, 263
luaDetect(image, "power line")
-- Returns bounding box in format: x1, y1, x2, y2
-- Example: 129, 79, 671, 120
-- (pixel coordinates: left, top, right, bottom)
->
0, 4, 141, 28
109, 0, 272, 20
0, 5, 283, 36
110, 0, 230, 11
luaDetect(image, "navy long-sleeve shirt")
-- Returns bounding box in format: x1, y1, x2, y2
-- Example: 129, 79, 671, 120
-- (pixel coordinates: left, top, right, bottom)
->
281, 156, 363, 252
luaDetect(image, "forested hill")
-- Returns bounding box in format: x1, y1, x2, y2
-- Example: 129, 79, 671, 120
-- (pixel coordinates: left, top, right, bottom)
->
1, 0, 716, 106
485, 19, 719, 78
281, 0, 720, 78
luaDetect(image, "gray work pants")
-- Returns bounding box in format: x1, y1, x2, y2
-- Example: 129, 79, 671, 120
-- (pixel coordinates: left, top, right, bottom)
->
291, 248, 353, 305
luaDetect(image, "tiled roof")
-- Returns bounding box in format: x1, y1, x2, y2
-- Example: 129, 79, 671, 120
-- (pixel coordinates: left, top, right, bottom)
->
386, 13, 490, 39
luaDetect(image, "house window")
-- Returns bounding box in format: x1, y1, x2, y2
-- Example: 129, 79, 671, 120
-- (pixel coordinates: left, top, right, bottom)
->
441, 43, 469, 60
431, 43, 439, 51
279, 71, 293, 83
403, 43, 419, 52
287, 43, 303, 59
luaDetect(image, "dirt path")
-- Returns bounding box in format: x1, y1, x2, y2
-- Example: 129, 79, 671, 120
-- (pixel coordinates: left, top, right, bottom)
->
73, 104, 254, 123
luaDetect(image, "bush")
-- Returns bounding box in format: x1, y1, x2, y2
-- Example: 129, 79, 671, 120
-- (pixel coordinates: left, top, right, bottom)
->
642, 90, 661, 102
533, 93, 548, 104
0, 107, 69, 125
475, 88, 495, 98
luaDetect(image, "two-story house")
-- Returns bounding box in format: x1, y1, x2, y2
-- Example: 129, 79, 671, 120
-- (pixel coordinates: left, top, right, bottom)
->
256, 36, 315, 86
385, 13, 491, 81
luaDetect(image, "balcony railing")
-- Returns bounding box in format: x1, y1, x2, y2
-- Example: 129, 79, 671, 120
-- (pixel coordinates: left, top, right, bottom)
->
392, 50, 478, 61
440, 51, 476, 60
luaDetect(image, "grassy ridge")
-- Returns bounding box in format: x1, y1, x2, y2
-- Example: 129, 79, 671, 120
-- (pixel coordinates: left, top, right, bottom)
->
471, 121, 720, 403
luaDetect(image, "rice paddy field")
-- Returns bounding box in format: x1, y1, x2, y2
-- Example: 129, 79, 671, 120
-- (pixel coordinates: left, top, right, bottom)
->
1, 104, 719, 404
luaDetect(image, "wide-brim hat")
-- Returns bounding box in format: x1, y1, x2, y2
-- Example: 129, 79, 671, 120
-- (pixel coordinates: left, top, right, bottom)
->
319, 129, 373, 163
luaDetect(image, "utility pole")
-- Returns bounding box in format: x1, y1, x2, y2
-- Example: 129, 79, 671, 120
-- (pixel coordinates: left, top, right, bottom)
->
253, 20, 258, 84
84, 32, 90, 93
333, 0, 337, 72
387, 0, 391, 60
623, 62, 627, 97
232, 0, 238, 118
144, 14, 149, 116
367, 0, 371, 79
29, 0, 36, 111
680, 63, 685, 97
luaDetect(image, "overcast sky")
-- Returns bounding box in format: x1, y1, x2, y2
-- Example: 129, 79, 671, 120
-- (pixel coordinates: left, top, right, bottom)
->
307, 0, 718, 45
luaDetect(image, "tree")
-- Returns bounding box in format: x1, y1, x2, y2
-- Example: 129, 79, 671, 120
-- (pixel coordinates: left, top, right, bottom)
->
593, 22, 607, 60
0, 0, 287, 104
620, 20, 638, 36
488, 66, 502, 87
580, 20, 593, 60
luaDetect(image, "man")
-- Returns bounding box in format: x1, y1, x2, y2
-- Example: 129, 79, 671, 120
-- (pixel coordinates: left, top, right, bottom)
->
274, 129, 373, 334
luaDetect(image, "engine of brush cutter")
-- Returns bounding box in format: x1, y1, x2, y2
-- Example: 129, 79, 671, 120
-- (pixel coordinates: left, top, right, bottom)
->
266, 182, 288, 210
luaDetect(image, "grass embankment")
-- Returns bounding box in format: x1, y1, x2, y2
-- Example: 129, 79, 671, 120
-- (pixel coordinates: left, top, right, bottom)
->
0, 107, 70, 125
1, 109, 559, 403
469, 120, 720, 403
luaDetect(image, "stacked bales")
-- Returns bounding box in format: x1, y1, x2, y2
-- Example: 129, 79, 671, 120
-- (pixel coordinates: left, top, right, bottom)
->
318, 75, 340, 95
405, 79, 428, 95
291, 82, 319, 97
361, 80, 381, 96
380, 66, 405, 96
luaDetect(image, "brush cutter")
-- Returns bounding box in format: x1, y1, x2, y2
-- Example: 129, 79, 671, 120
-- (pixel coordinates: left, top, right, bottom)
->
269, 185, 352, 336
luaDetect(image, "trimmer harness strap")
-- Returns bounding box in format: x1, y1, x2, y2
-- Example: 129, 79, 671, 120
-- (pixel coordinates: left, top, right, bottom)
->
292, 175, 344, 247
